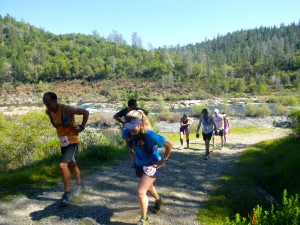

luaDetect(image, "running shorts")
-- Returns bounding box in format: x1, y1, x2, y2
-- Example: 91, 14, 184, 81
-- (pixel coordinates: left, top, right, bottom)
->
214, 129, 224, 136
180, 126, 190, 134
60, 143, 78, 163
202, 132, 213, 141
134, 165, 160, 178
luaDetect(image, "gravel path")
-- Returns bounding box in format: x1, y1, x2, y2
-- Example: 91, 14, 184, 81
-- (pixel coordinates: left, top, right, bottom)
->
0, 128, 290, 225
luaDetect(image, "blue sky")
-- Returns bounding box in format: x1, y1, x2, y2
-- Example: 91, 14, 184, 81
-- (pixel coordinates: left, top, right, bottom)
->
1, 0, 299, 48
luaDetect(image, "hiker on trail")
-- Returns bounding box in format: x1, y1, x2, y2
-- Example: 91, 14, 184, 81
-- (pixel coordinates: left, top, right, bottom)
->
212, 108, 224, 149
113, 99, 148, 126
196, 108, 217, 160
122, 110, 173, 225
222, 112, 230, 145
43, 92, 89, 206
179, 113, 191, 149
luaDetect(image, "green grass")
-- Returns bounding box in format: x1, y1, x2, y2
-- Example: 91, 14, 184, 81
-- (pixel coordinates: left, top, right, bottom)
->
229, 126, 273, 134
0, 144, 127, 201
197, 136, 300, 224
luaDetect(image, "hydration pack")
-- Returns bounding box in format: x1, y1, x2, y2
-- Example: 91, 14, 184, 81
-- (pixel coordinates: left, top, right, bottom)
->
126, 132, 154, 154
47, 104, 73, 128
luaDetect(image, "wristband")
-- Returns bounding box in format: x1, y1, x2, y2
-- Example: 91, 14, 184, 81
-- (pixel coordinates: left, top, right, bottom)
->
78, 124, 85, 130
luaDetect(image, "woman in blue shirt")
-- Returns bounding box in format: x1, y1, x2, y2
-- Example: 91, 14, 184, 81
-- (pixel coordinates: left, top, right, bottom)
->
122, 110, 173, 225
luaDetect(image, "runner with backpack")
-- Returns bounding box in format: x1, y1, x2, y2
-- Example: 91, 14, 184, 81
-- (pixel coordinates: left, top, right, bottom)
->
43, 92, 89, 206
122, 110, 173, 225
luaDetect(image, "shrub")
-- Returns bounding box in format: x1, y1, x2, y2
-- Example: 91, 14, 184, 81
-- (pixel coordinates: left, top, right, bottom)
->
190, 105, 209, 117
288, 110, 300, 135
0, 112, 59, 170
273, 104, 288, 116
156, 98, 172, 121
218, 104, 236, 116
226, 190, 300, 225
244, 104, 272, 117
79, 127, 104, 150
266, 96, 298, 106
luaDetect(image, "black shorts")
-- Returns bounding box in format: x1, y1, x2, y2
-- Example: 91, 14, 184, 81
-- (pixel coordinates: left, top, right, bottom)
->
202, 132, 213, 141
135, 165, 159, 178
214, 130, 224, 136
60, 143, 78, 163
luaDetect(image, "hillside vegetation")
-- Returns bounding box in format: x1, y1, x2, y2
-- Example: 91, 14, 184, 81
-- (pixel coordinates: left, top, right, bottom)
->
0, 15, 300, 100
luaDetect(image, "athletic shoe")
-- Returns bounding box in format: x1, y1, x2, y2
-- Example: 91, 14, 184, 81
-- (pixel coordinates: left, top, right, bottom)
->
151, 197, 163, 214
221, 145, 224, 150
137, 218, 149, 225
60, 192, 71, 206
72, 183, 87, 196
179, 145, 183, 150
204, 154, 209, 160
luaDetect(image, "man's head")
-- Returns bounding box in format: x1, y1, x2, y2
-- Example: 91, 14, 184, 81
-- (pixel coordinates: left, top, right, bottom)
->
127, 99, 138, 110
43, 92, 58, 112
214, 108, 219, 115
201, 108, 209, 115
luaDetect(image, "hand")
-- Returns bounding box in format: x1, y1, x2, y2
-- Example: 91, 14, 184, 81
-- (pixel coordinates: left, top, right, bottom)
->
152, 160, 166, 169
74, 125, 83, 133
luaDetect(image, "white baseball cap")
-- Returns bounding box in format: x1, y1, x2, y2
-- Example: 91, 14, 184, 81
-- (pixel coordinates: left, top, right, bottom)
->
214, 109, 219, 114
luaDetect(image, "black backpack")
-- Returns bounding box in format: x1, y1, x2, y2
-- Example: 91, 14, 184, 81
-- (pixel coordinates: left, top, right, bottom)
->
126, 132, 154, 154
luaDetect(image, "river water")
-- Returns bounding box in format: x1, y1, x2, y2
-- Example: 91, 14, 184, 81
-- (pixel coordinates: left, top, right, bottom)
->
76, 102, 281, 116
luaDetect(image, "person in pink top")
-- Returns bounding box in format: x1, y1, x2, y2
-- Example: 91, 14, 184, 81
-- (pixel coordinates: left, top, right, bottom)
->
222, 112, 230, 145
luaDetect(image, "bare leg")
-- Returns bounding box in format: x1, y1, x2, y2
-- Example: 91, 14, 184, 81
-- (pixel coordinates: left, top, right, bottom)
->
147, 183, 160, 200
59, 163, 71, 193
180, 132, 183, 148
205, 139, 210, 155
68, 162, 81, 185
221, 135, 224, 146
186, 133, 189, 148
137, 175, 156, 220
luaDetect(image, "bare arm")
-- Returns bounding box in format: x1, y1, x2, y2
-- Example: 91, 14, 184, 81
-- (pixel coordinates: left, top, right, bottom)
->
113, 113, 125, 125
64, 105, 89, 129
221, 116, 224, 129
196, 116, 202, 133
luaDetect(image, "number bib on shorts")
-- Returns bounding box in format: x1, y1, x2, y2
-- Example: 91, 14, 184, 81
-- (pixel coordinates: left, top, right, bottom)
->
143, 166, 157, 177
59, 136, 69, 147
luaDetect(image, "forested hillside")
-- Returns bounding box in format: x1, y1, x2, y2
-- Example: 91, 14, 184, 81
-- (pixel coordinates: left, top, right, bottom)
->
0, 15, 300, 95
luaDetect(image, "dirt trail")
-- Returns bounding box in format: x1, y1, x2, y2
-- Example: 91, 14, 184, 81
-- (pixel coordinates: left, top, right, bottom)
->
0, 128, 290, 225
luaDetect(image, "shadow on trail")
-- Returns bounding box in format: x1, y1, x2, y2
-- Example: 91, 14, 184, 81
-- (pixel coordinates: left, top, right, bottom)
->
30, 200, 114, 224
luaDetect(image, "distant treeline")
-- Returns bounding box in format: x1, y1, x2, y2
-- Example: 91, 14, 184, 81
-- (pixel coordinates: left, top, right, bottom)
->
0, 15, 300, 95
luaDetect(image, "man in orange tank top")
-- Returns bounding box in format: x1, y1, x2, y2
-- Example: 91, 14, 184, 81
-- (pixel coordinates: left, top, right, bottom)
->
43, 92, 89, 206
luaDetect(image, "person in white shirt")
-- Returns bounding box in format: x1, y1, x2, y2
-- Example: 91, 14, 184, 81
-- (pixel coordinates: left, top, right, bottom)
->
196, 108, 217, 160
212, 109, 224, 149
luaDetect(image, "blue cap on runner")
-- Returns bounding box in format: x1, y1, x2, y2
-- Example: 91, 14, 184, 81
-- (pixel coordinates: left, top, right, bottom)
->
124, 117, 142, 129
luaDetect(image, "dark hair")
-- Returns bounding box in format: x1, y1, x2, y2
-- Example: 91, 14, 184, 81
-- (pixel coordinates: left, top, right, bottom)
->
127, 99, 137, 107
201, 108, 208, 114
43, 92, 57, 100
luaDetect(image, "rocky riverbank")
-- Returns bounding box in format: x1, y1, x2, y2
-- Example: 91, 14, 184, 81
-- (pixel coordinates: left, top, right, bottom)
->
154, 116, 291, 133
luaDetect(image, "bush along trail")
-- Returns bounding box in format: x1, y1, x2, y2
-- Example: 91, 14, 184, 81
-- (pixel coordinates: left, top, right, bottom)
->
0, 128, 290, 225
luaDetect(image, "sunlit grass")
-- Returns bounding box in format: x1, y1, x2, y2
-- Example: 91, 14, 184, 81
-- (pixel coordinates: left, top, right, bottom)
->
198, 136, 300, 224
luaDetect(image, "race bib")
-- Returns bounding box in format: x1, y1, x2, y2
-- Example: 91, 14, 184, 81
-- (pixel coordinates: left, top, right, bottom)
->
59, 136, 69, 147
143, 166, 157, 177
